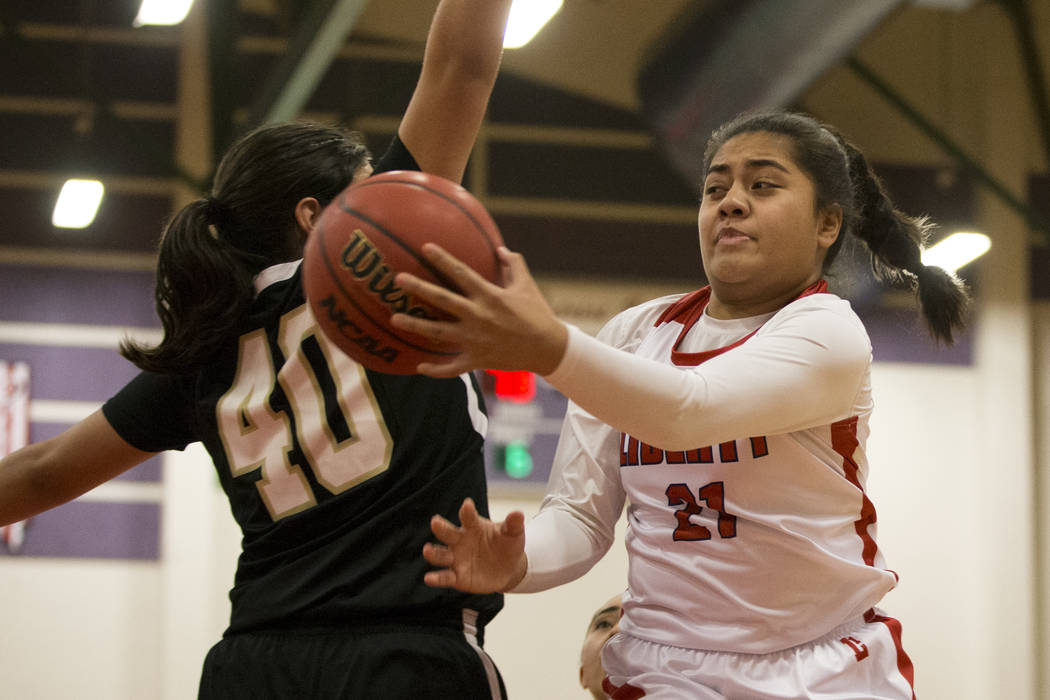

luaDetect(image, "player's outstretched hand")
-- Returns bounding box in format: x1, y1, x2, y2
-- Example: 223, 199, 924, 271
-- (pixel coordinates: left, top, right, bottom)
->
391, 245, 569, 377
423, 497, 527, 593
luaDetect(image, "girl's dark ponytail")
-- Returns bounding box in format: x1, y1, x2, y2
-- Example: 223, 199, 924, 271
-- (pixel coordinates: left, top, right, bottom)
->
841, 140, 970, 345
120, 199, 257, 373
119, 122, 371, 374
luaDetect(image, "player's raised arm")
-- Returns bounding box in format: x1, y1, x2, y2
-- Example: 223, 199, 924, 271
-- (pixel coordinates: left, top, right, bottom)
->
397, 0, 514, 183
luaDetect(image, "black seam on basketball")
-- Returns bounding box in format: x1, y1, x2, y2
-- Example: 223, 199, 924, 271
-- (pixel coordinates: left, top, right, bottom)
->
336, 203, 459, 288
312, 218, 459, 358
339, 178, 501, 257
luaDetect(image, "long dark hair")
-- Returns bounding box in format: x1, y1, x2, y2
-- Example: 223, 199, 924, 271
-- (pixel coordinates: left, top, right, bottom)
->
121, 122, 371, 373
703, 111, 970, 344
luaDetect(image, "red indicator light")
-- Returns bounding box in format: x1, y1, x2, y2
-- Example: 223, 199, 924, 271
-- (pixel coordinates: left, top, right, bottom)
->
485, 370, 536, 403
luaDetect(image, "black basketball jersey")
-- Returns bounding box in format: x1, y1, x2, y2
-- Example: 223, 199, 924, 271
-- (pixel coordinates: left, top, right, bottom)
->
103, 137, 502, 635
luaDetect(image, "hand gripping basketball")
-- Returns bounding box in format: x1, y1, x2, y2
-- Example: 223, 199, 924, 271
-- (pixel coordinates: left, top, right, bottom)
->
390, 244, 569, 377
302, 171, 504, 374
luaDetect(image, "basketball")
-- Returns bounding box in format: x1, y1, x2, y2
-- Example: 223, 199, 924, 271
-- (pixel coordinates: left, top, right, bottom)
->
302, 170, 504, 374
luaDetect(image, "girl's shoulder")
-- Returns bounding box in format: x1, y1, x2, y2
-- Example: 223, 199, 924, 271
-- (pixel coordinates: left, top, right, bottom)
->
775, 291, 865, 327
595, 292, 691, 350
765, 292, 872, 355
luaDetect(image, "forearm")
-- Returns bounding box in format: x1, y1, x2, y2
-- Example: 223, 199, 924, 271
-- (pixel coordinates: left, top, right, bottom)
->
0, 410, 154, 525
0, 441, 65, 525
546, 320, 868, 451
509, 410, 624, 593
510, 506, 613, 593
424, 0, 513, 83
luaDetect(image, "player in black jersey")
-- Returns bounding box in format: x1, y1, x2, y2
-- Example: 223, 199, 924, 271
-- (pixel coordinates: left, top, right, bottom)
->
0, 1, 513, 698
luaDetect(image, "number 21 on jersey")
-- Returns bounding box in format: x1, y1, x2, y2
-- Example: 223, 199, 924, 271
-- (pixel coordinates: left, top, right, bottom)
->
666, 481, 737, 541
216, 304, 393, 521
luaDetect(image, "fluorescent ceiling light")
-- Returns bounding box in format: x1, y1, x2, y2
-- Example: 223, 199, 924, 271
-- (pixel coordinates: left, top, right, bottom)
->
504, 0, 563, 49
920, 231, 991, 274
134, 0, 194, 27
52, 179, 104, 229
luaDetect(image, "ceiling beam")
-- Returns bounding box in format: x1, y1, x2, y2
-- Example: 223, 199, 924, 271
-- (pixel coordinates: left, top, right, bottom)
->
245, 0, 372, 128
639, 0, 905, 185
848, 56, 1050, 240
996, 0, 1050, 173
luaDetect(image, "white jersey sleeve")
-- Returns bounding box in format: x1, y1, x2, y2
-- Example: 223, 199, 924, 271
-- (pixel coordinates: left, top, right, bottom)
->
545, 294, 871, 450
510, 296, 676, 593
512, 408, 624, 592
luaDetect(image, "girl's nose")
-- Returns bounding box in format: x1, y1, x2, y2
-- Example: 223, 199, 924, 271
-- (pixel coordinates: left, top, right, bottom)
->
718, 184, 748, 217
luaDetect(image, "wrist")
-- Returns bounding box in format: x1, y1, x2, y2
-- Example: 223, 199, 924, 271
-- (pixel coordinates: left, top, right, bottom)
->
502, 553, 528, 592
535, 321, 569, 376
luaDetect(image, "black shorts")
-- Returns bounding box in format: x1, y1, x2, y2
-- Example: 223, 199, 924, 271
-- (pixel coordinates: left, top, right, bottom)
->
198, 619, 507, 699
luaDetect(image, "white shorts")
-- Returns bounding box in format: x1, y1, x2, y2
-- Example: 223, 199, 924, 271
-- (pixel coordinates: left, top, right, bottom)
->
601, 608, 915, 699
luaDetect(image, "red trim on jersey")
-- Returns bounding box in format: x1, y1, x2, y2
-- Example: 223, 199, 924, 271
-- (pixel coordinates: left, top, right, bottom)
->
654, 281, 829, 367
864, 608, 917, 699
830, 416, 881, 567
602, 677, 647, 700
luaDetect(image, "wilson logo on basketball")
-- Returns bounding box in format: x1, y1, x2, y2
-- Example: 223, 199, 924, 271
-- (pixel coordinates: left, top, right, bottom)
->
303, 170, 503, 374
340, 229, 440, 320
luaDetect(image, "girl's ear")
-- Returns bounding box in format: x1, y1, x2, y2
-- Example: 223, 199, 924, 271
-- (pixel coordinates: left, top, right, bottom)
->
294, 197, 322, 237
817, 203, 843, 250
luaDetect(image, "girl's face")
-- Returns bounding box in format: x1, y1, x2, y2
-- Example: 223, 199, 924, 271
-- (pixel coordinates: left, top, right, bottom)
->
579, 594, 622, 696
698, 131, 842, 319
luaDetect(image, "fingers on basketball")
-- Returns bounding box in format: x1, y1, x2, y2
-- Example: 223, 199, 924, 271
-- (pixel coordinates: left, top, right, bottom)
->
423, 244, 493, 295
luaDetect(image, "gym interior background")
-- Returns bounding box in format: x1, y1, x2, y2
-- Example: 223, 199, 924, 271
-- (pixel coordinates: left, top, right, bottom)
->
0, 0, 1048, 697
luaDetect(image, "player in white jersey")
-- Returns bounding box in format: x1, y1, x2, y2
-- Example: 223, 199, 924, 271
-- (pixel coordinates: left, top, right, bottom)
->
393, 110, 971, 698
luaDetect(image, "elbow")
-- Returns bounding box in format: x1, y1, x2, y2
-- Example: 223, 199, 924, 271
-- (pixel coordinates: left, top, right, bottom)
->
643, 430, 707, 454
432, 58, 501, 95
636, 385, 712, 452
588, 523, 615, 558
422, 31, 504, 87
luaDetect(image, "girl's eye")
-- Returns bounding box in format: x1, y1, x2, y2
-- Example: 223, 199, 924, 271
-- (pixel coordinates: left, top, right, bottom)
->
594, 620, 612, 631
753, 181, 778, 190
703, 185, 725, 196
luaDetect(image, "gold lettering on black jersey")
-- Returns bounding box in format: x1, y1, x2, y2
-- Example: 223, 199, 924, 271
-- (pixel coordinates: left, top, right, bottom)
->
318, 294, 399, 364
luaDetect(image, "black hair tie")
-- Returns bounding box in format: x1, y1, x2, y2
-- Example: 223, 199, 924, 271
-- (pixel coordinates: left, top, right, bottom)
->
867, 225, 891, 258
205, 196, 231, 228
913, 262, 941, 284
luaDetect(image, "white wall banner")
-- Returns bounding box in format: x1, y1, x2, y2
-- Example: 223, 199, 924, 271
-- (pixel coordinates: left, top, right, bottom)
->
1, 360, 30, 553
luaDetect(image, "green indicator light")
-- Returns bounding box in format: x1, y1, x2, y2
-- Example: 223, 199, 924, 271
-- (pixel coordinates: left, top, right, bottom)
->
503, 441, 533, 479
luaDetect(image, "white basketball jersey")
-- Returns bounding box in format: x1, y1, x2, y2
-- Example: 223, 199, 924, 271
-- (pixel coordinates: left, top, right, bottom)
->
616, 289, 896, 653
522, 284, 900, 655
